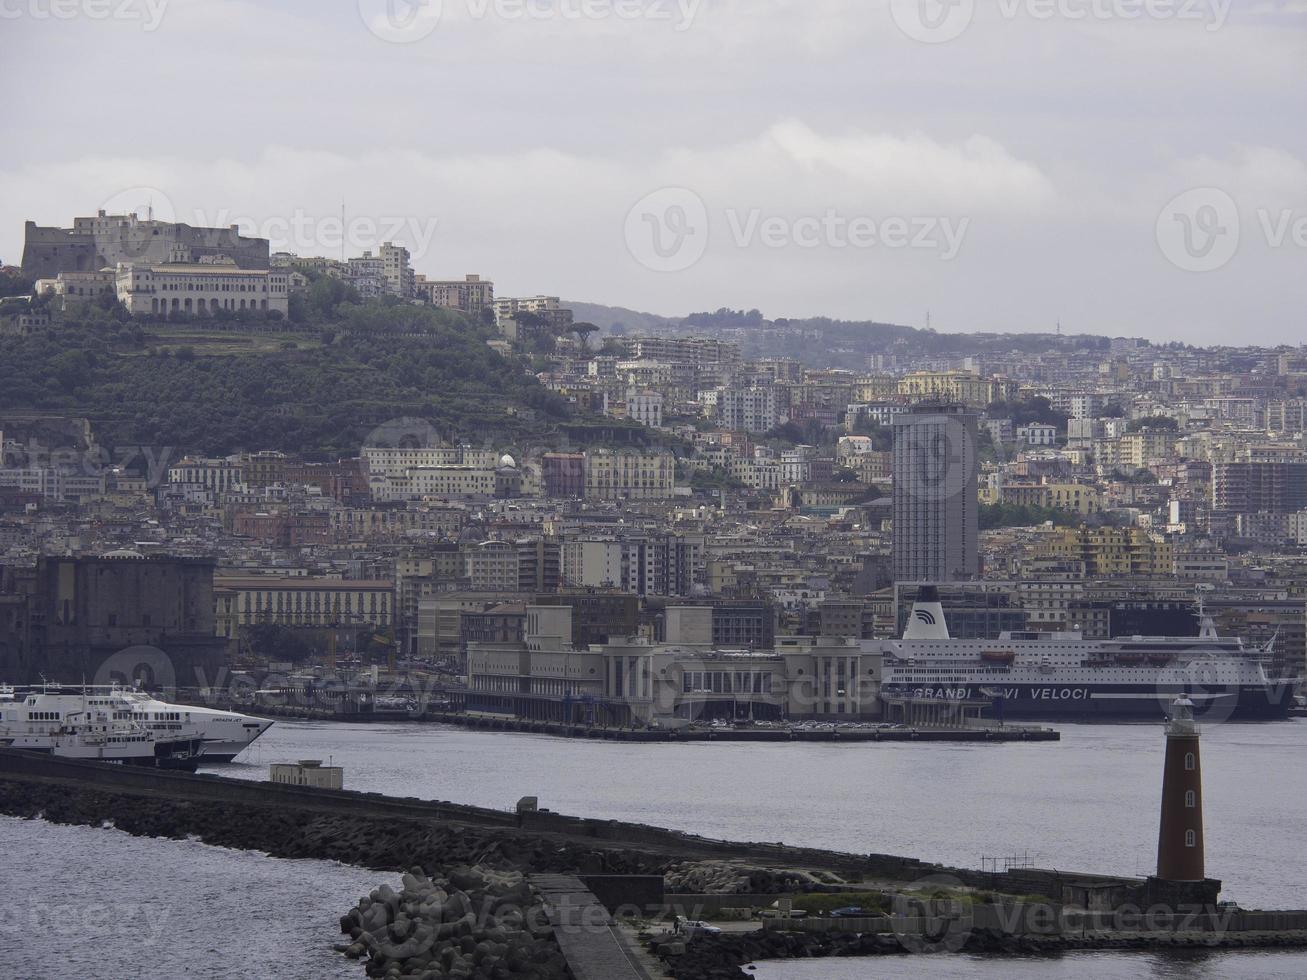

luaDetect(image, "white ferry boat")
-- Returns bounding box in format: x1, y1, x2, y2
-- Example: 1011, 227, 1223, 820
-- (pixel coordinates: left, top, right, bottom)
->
879, 587, 1294, 721
0, 685, 273, 762
0, 686, 206, 769
109, 686, 274, 762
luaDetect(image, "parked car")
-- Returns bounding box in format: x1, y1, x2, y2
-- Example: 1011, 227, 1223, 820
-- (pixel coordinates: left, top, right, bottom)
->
829, 906, 867, 918
673, 917, 721, 939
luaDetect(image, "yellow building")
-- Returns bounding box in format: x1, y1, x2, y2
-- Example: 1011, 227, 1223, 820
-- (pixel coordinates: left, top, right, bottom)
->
855, 376, 900, 401
1042, 483, 1102, 516
897, 371, 1017, 408
988, 482, 1101, 515
1036, 526, 1173, 578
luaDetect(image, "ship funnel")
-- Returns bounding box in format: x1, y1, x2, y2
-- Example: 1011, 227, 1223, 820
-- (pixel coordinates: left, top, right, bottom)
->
904, 585, 950, 640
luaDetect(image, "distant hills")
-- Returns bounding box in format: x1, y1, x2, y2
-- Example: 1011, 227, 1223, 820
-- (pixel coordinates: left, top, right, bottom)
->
566, 301, 1119, 366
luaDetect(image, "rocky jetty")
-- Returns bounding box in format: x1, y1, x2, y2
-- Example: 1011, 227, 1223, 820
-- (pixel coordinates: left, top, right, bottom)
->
664, 861, 844, 895
0, 780, 665, 877
336, 866, 573, 980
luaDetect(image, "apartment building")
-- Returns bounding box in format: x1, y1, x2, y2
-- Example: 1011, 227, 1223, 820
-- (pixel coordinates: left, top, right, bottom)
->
583, 449, 676, 500
414, 274, 493, 313
717, 386, 787, 434
1036, 526, 1175, 578
379, 242, 415, 298
891, 404, 979, 583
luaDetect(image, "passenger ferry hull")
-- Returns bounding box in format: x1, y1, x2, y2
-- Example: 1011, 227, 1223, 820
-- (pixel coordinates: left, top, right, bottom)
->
883, 682, 1295, 721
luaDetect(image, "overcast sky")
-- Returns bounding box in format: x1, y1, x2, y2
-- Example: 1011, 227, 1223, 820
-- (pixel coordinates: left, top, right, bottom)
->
2, 0, 1304, 344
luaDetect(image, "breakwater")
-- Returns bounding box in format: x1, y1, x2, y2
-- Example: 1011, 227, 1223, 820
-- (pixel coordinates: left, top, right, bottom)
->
335, 867, 576, 980
6, 749, 1307, 979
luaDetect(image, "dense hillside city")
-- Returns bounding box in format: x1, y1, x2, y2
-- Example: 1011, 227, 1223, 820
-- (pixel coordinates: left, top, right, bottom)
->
3, 211, 1306, 709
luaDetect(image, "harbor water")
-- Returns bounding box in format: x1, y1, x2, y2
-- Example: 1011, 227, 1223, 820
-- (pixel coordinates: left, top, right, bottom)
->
212, 717, 1307, 908
0, 815, 397, 980
9, 718, 1307, 979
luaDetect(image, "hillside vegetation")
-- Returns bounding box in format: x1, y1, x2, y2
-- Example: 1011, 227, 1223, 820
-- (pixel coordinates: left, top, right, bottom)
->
0, 299, 575, 459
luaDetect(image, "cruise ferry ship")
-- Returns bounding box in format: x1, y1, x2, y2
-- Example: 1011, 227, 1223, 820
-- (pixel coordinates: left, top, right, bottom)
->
0, 686, 206, 769
0, 685, 273, 762
879, 587, 1294, 721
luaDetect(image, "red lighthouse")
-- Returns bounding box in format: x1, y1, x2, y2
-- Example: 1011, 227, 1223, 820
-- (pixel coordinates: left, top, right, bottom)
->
1157, 697, 1205, 881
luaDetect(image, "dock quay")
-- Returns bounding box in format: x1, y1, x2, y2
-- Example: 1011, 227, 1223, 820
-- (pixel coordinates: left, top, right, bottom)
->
183, 694, 1060, 741
421, 712, 1060, 742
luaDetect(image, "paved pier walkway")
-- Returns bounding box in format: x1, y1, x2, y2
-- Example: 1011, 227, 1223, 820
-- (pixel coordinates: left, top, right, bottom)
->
531, 874, 659, 980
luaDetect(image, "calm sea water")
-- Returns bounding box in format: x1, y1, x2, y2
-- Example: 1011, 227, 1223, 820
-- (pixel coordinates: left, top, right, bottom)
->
0, 815, 397, 980
213, 718, 1307, 909
8, 719, 1306, 979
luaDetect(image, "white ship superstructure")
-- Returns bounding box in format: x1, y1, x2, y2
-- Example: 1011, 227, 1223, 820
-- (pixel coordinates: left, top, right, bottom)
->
111, 687, 273, 762
0, 686, 206, 768
879, 587, 1292, 720
0, 685, 272, 762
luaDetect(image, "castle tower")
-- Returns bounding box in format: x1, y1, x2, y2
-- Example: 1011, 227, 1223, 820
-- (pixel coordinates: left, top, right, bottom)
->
1156, 697, 1205, 881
